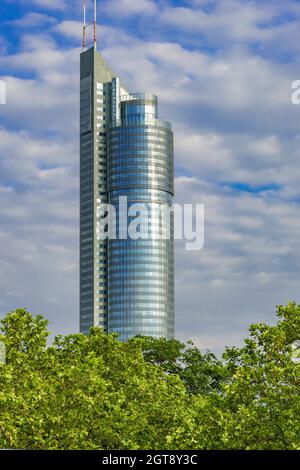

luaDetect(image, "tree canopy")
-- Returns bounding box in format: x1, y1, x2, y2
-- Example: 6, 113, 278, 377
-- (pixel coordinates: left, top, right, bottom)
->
0, 303, 299, 449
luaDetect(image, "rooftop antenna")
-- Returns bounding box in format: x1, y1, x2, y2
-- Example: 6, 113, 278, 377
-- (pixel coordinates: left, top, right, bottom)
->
94, 0, 97, 50
83, 0, 86, 51
82, 0, 97, 51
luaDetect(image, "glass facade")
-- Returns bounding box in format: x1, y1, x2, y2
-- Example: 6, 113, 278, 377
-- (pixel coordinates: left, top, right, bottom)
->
80, 48, 114, 334
80, 48, 174, 341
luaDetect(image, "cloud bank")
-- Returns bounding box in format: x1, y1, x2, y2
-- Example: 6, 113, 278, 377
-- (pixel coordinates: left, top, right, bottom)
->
1, 0, 300, 352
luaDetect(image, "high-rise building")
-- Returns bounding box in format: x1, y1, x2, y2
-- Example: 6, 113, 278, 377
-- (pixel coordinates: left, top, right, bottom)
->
80, 3, 174, 341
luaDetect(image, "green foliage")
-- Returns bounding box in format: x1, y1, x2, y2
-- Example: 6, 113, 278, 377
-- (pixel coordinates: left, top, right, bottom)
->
0, 303, 299, 449
131, 335, 229, 394
221, 302, 300, 449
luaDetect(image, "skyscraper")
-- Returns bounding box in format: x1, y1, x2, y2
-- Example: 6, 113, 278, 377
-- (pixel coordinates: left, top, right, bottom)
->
80, 2, 174, 341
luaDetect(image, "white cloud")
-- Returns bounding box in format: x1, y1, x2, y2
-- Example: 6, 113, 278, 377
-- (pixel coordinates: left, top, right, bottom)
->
160, 1, 275, 41
102, 0, 158, 17
24, 0, 67, 10
0, 128, 76, 189
9, 13, 57, 28
100, 39, 295, 137
52, 20, 82, 39
159, 0, 300, 59
1, 3, 300, 350
174, 174, 300, 350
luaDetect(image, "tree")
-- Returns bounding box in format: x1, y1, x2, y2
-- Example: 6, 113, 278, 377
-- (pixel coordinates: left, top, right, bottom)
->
0, 303, 299, 450
0, 309, 194, 450
221, 302, 300, 449
131, 335, 229, 394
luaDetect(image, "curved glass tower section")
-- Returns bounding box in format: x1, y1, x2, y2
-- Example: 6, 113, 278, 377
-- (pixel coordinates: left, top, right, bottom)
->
108, 94, 174, 340
80, 44, 175, 341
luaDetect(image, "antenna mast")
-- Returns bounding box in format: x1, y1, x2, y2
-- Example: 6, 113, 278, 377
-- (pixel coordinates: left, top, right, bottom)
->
94, 0, 97, 49
82, 0, 98, 51
83, 0, 86, 51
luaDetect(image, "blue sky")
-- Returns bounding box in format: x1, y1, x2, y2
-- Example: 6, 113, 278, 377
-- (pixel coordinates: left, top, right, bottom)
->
1, 0, 300, 352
